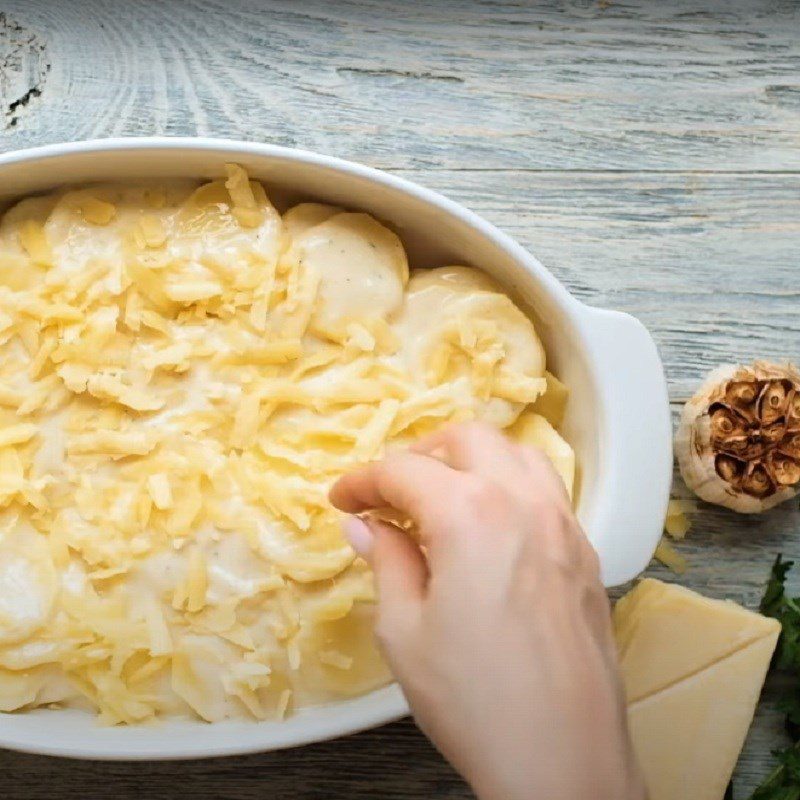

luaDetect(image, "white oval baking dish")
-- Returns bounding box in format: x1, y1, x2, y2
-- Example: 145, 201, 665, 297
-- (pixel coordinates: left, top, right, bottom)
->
0, 138, 672, 759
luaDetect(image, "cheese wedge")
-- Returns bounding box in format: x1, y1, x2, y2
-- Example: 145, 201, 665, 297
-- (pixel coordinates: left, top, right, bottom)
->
615, 578, 777, 703
615, 579, 780, 800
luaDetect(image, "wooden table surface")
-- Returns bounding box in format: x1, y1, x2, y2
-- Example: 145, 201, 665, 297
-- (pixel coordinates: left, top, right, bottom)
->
1, 1, 799, 797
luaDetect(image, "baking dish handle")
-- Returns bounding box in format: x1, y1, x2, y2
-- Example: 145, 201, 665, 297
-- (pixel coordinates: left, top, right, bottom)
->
582, 308, 672, 587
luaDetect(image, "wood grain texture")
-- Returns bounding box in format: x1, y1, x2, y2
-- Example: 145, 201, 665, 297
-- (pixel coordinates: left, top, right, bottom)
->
0, 0, 799, 798
1, 0, 800, 170
0, 720, 472, 800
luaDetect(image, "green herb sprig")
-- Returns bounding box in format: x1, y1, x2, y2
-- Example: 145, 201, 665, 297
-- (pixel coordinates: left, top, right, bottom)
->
748, 555, 800, 800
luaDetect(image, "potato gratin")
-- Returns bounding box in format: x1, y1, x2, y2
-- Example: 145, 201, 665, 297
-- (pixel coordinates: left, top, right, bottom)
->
0, 166, 574, 724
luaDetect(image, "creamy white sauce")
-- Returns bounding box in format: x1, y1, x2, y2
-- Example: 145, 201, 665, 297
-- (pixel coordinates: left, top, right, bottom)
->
292, 212, 408, 328
0, 180, 552, 723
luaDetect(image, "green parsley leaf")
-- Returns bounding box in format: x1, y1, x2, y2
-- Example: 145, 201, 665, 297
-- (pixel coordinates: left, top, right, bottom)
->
749, 558, 800, 799
760, 555, 800, 672
761, 555, 794, 616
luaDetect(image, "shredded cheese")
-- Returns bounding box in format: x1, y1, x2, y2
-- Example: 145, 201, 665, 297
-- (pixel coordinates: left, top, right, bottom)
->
0, 168, 565, 725
80, 198, 117, 226
18, 220, 53, 267
664, 497, 695, 540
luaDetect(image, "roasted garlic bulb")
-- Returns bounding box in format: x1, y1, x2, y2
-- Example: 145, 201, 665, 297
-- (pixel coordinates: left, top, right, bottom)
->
675, 362, 800, 513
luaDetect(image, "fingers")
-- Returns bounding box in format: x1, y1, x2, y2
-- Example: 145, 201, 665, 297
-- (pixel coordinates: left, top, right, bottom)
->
370, 519, 428, 608
412, 422, 568, 507
410, 421, 524, 480
330, 451, 459, 530
413, 422, 572, 517
342, 515, 374, 559
516, 442, 572, 507
342, 515, 427, 637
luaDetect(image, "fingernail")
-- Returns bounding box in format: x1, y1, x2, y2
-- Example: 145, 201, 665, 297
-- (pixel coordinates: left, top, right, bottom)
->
342, 515, 374, 558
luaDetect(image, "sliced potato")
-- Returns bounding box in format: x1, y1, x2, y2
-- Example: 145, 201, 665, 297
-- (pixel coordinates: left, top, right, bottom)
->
509, 410, 575, 498
394, 266, 546, 428
283, 203, 341, 239
531, 370, 569, 428
292, 212, 408, 328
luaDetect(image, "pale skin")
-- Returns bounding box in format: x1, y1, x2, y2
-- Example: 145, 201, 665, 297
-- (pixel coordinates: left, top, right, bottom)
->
330, 422, 646, 800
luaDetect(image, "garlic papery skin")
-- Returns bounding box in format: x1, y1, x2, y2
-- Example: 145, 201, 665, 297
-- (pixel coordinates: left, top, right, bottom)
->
675, 362, 800, 514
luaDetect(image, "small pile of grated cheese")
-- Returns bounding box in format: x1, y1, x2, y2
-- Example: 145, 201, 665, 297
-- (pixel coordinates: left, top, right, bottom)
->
653, 498, 696, 575
0, 167, 573, 724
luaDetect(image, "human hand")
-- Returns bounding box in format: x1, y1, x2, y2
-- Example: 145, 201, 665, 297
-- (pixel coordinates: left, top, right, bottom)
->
330, 422, 645, 800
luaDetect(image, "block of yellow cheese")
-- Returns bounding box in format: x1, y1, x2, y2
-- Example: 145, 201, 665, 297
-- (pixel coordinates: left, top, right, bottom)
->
614, 579, 780, 800
615, 578, 778, 704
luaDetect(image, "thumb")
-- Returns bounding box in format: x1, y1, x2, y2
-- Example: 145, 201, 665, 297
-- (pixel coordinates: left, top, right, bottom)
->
342, 515, 427, 609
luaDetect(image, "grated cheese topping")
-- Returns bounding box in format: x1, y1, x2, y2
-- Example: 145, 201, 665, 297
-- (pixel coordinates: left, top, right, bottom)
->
0, 167, 572, 724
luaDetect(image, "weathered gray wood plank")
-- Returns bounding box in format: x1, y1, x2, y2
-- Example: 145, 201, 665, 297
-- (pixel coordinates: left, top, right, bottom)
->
0, 719, 472, 800
1, 0, 799, 170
